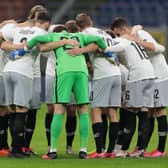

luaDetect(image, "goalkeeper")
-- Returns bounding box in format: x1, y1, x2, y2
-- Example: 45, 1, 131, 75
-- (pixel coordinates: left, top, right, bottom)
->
14, 30, 106, 159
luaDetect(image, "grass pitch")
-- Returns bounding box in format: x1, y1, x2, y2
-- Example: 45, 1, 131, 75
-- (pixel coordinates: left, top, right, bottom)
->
0, 104, 167, 168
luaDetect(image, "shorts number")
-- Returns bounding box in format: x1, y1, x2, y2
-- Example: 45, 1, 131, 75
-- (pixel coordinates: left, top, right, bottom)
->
154, 89, 159, 99
125, 90, 130, 100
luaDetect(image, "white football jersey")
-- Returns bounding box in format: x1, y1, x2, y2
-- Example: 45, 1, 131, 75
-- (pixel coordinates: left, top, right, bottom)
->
45, 51, 56, 77
105, 37, 155, 82
0, 49, 9, 73
0, 23, 17, 41
2, 26, 47, 79
119, 63, 129, 87
137, 30, 168, 81
33, 54, 41, 78
82, 27, 121, 80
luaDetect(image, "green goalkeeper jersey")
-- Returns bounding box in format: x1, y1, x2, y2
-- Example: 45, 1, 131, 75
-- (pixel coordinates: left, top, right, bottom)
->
27, 30, 106, 76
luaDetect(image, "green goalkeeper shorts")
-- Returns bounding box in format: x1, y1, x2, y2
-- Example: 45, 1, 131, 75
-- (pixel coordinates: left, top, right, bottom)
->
52, 72, 89, 104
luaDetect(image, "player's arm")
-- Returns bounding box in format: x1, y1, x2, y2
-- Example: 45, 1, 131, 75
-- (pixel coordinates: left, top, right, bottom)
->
82, 34, 107, 50
105, 39, 126, 53
124, 34, 156, 51
136, 30, 165, 53
39, 39, 80, 52
26, 34, 52, 49
127, 30, 165, 53
131, 25, 143, 35
1, 41, 24, 51
67, 43, 99, 56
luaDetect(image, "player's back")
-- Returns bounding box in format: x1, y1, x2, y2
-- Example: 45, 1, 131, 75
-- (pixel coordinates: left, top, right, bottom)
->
49, 30, 88, 76
110, 37, 155, 82
82, 27, 121, 80
3, 26, 46, 79
137, 30, 168, 81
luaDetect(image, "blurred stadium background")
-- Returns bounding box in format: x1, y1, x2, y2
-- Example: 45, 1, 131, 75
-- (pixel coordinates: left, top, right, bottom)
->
0, 0, 168, 55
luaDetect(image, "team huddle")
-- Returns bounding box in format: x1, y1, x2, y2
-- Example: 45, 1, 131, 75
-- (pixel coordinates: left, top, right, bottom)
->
0, 5, 167, 159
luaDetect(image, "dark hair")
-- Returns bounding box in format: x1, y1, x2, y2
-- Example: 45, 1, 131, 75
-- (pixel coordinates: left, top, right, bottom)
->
65, 20, 78, 33
104, 29, 115, 38
111, 17, 128, 30
53, 24, 66, 33
75, 13, 92, 29
36, 13, 51, 23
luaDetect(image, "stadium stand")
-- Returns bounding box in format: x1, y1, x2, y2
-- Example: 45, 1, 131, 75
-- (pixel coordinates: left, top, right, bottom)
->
0, 0, 168, 27
95, 0, 168, 27
0, 0, 34, 22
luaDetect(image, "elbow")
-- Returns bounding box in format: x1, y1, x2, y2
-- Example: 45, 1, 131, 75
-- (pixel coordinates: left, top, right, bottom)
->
154, 43, 165, 53
0, 42, 7, 51
39, 46, 47, 52
37, 44, 44, 52
147, 43, 155, 51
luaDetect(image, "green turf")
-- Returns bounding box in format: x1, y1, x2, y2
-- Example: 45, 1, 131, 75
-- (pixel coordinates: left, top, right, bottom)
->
0, 104, 167, 168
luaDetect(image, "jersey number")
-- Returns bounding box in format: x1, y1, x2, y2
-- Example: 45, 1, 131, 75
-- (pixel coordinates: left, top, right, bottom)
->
60, 36, 80, 50
131, 42, 148, 60
103, 37, 113, 47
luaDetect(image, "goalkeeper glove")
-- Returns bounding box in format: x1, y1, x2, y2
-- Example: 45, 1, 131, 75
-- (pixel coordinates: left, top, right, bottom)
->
9, 48, 27, 60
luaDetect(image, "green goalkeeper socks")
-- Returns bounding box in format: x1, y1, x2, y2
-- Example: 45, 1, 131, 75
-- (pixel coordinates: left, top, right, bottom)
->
50, 114, 63, 150
79, 113, 89, 151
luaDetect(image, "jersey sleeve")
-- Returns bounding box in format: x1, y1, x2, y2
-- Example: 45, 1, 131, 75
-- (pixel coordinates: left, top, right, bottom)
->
81, 34, 107, 49
0, 23, 17, 41
27, 33, 53, 49
105, 38, 126, 53
137, 30, 165, 53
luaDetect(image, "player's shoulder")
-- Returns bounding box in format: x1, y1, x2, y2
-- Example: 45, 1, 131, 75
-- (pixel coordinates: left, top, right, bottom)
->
83, 27, 99, 34
0, 23, 18, 34
1, 23, 17, 31
116, 37, 127, 43
32, 26, 47, 35
137, 29, 150, 37
0, 23, 18, 41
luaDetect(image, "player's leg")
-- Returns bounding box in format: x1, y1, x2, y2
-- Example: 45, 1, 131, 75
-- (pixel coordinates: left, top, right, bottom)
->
106, 107, 119, 158
23, 77, 40, 156
77, 104, 89, 159
115, 108, 134, 152
1, 72, 16, 156
65, 104, 77, 154
43, 72, 73, 159
121, 81, 141, 157
130, 79, 154, 157
0, 75, 9, 156
0, 108, 9, 157
143, 112, 155, 150
74, 72, 89, 159
105, 76, 121, 157
155, 109, 167, 155
120, 109, 136, 154
23, 109, 37, 155
9, 73, 32, 158
45, 104, 54, 150
88, 78, 106, 158
44, 75, 55, 150
49, 104, 65, 156
101, 109, 108, 152
153, 81, 168, 156
115, 65, 130, 152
